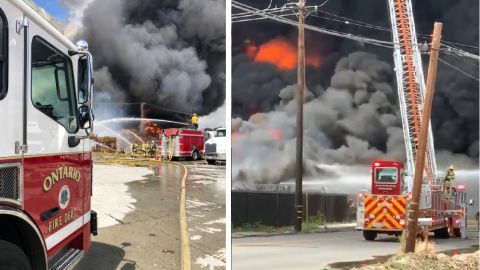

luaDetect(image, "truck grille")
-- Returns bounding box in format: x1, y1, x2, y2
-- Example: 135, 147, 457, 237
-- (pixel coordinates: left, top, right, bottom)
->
0, 164, 20, 202
205, 143, 217, 154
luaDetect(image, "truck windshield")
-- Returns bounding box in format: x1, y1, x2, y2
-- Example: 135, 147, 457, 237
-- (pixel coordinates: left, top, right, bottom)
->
375, 168, 398, 183
215, 130, 226, 137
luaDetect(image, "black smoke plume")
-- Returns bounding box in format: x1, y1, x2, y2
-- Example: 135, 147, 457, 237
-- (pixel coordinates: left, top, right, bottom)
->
74, 0, 225, 119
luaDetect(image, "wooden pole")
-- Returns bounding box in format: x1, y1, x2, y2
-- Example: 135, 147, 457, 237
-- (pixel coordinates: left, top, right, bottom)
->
294, 0, 306, 232
404, 22, 443, 253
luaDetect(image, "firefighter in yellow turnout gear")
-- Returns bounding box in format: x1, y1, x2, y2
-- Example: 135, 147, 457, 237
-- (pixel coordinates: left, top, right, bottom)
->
131, 144, 137, 158
191, 113, 198, 130
443, 165, 455, 200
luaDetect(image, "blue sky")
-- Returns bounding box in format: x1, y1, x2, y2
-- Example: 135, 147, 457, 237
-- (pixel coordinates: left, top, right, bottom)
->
33, 0, 69, 21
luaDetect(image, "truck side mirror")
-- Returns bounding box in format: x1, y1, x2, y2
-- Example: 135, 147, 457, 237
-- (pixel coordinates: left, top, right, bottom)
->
77, 55, 89, 104
79, 105, 93, 135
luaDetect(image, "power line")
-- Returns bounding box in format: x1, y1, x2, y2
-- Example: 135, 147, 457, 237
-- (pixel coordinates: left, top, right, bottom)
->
232, 1, 395, 48
232, 7, 287, 20
439, 58, 479, 81
440, 39, 479, 50
233, 2, 480, 58
309, 13, 391, 32
441, 51, 479, 68
232, 0, 480, 77
311, 11, 480, 57
440, 44, 480, 61
313, 9, 391, 32
232, 9, 296, 23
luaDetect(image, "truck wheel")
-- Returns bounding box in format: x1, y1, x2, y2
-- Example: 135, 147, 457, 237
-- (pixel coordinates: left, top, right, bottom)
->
192, 150, 200, 161
363, 230, 377, 241
0, 240, 32, 270
453, 228, 461, 238
434, 227, 450, 239
207, 159, 216, 165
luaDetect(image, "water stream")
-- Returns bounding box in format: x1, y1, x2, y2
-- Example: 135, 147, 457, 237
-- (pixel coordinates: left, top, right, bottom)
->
96, 117, 188, 126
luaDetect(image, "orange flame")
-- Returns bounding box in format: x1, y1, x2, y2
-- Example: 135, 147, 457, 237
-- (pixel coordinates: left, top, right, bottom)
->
245, 38, 321, 71
232, 131, 240, 142
271, 129, 283, 141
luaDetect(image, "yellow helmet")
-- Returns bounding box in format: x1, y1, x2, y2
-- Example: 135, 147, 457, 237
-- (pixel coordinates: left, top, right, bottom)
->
448, 165, 454, 170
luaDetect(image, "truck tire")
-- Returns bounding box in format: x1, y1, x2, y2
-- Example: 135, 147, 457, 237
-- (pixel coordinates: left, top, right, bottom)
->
192, 150, 200, 161
207, 159, 216, 165
453, 228, 461, 238
0, 240, 32, 270
363, 230, 377, 241
434, 227, 450, 239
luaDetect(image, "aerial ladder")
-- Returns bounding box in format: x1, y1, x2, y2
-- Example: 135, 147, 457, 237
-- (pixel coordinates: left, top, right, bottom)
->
387, 0, 437, 188
355, 0, 468, 241
386, 0, 467, 237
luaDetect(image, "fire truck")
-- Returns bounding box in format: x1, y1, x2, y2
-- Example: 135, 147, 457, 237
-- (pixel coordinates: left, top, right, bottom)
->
356, 0, 466, 241
0, 0, 96, 269
160, 128, 205, 160
204, 127, 227, 165
357, 161, 466, 240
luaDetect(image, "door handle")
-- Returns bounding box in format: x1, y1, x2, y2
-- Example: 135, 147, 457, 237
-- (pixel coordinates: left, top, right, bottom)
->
40, 207, 60, 221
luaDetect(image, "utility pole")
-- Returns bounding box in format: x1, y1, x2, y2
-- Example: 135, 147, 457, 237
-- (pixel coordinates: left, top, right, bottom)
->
294, 0, 306, 232
404, 22, 443, 253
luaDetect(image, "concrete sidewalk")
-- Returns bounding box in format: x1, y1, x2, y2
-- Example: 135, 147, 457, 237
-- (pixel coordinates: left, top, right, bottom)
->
232, 222, 356, 238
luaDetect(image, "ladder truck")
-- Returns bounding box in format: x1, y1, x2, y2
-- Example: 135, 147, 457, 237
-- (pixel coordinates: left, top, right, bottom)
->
356, 0, 467, 240
0, 1, 96, 269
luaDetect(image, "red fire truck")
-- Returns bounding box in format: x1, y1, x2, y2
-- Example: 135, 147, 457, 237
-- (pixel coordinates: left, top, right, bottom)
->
356, 0, 467, 242
0, 1, 96, 269
160, 128, 205, 160
357, 161, 466, 240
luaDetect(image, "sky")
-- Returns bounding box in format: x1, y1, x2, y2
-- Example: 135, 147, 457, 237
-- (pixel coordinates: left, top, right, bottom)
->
34, 0, 69, 21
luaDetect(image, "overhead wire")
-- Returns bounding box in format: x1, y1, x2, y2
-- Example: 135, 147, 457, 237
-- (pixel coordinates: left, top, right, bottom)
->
233, 1, 480, 61
439, 58, 479, 81
441, 50, 479, 68
232, 0, 395, 49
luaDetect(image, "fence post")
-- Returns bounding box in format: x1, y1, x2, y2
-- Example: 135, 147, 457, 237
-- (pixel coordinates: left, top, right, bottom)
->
275, 191, 279, 228
306, 192, 309, 222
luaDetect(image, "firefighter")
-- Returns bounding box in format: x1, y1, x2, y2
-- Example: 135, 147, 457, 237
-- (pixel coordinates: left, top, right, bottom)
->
191, 113, 199, 130
131, 144, 137, 158
142, 143, 148, 158
443, 165, 455, 199
149, 141, 156, 158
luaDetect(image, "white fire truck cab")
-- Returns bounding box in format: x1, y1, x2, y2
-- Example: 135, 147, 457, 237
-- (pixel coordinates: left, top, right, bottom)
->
204, 127, 226, 165
0, 1, 96, 269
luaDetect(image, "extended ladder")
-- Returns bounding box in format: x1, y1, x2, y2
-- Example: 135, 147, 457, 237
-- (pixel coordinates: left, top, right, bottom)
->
387, 0, 437, 187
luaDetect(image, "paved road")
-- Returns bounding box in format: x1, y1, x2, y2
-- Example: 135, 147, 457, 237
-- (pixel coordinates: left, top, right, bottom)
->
185, 163, 226, 270
233, 230, 479, 270
76, 162, 225, 269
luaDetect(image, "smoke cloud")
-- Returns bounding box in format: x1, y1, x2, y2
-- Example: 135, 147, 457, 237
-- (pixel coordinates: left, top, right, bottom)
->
69, 0, 225, 119
233, 51, 478, 184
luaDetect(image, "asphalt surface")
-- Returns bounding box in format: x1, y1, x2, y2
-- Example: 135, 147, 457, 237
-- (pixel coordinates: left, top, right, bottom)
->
75, 161, 225, 270
185, 163, 226, 270
232, 229, 479, 270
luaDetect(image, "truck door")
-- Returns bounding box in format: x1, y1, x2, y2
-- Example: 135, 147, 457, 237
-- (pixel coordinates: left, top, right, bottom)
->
0, 0, 24, 209
22, 17, 86, 253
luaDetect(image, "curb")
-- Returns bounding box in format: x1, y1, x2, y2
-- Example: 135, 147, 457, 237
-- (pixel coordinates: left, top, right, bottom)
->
232, 225, 357, 239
